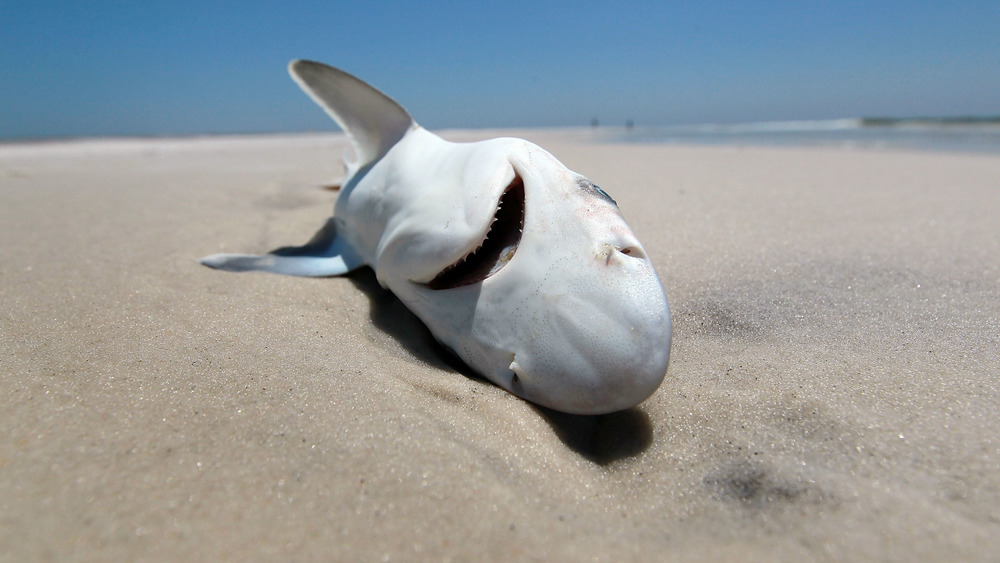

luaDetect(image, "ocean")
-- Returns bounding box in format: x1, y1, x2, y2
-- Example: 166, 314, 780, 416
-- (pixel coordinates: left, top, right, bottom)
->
605, 118, 1000, 154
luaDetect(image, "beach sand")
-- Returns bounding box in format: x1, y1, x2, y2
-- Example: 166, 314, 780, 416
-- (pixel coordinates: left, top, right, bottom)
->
2, 131, 998, 561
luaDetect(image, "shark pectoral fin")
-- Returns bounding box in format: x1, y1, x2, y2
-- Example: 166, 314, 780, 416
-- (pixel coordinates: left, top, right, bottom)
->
289, 60, 415, 168
199, 253, 359, 276
199, 218, 365, 277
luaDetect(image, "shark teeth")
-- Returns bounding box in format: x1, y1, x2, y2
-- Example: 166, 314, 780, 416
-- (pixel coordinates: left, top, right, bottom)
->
424, 176, 525, 290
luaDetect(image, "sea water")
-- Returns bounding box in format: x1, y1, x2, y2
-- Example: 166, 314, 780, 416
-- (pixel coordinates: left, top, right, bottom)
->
606, 118, 1000, 154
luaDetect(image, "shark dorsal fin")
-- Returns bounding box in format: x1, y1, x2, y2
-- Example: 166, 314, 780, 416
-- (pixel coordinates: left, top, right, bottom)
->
289, 60, 415, 169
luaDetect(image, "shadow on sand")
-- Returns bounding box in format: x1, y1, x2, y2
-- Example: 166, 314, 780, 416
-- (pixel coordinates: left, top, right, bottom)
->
532, 406, 653, 465
345, 268, 653, 464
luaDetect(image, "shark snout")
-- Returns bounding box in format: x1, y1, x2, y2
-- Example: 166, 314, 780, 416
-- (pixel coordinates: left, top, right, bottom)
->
502, 271, 671, 415
507, 326, 670, 415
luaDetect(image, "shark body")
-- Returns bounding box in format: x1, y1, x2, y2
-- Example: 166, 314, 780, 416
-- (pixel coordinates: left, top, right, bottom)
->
201, 60, 671, 414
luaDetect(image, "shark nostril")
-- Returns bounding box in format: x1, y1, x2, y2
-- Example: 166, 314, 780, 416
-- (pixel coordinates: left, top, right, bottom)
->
618, 246, 644, 258
509, 356, 525, 389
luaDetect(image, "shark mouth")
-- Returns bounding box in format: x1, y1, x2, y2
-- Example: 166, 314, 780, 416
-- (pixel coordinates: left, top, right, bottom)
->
424, 176, 525, 290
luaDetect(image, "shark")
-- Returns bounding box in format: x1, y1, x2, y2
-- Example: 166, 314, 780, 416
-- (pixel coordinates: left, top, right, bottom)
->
200, 60, 671, 415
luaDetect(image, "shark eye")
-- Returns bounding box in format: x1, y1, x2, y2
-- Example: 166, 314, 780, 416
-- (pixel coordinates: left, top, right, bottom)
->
423, 175, 525, 290
579, 179, 618, 207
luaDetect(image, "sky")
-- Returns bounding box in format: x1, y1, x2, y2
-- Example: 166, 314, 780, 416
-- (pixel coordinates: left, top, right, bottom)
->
2, 1, 999, 139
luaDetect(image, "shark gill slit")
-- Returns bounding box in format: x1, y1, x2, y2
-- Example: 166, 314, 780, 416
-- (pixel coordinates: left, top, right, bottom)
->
424, 175, 525, 290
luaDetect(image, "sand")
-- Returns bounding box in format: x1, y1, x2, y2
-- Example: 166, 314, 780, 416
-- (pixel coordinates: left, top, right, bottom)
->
1, 130, 998, 561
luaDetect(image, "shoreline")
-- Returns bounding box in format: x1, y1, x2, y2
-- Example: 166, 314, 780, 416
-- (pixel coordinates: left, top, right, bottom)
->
6, 117, 1000, 155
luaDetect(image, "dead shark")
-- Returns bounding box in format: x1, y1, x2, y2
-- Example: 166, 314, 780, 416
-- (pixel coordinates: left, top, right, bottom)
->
200, 60, 671, 414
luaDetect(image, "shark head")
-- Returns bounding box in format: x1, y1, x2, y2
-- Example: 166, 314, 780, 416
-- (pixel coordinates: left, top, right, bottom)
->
201, 60, 671, 415
390, 137, 671, 415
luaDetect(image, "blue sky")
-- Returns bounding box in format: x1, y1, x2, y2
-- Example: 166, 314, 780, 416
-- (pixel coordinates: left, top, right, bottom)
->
2, 1, 999, 139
